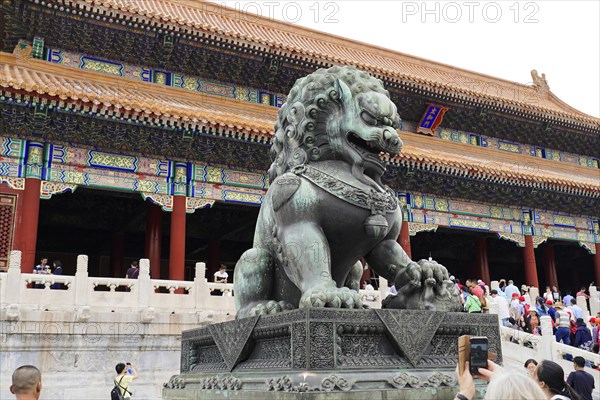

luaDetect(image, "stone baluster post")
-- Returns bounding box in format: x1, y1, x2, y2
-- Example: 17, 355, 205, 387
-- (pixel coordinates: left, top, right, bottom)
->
138, 259, 151, 309
74, 255, 90, 321
589, 286, 599, 317
576, 295, 590, 321
74, 255, 89, 306
194, 262, 210, 310
6, 250, 22, 307
529, 286, 539, 307
490, 280, 499, 292
539, 316, 554, 361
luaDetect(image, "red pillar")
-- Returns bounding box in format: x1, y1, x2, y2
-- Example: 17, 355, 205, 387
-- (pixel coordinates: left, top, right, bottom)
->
398, 220, 412, 259
110, 232, 125, 278
595, 243, 600, 286
476, 238, 491, 284
19, 178, 41, 273
359, 258, 370, 288
523, 235, 539, 288
544, 244, 558, 288
145, 202, 162, 279
169, 195, 186, 281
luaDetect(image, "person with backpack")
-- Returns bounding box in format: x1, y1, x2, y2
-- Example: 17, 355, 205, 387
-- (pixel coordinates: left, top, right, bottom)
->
573, 318, 593, 351
112, 363, 138, 399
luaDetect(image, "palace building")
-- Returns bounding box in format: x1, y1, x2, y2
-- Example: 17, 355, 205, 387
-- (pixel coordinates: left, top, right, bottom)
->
1, 0, 599, 290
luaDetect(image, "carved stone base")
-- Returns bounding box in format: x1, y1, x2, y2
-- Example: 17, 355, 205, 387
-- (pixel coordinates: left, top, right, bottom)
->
163, 309, 501, 399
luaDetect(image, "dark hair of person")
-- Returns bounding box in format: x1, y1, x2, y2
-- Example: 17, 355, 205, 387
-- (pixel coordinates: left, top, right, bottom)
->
53, 260, 62, 268
536, 360, 580, 400
115, 363, 126, 374
524, 358, 538, 368
573, 356, 585, 368
131, 261, 139, 267
11, 365, 41, 394
490, 289, 498, 295
462, 286, 473, 296
571, 298, 577, 305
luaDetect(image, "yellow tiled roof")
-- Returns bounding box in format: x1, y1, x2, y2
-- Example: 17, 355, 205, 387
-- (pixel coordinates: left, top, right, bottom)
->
1, 52, 598, 194
69, 0, 600, 127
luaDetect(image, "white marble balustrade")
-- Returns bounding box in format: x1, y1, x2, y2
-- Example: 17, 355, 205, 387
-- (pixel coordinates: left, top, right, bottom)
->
0, 251, 238, 318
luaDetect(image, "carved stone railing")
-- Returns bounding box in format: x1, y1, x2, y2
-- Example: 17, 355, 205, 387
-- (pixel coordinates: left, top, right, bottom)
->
0, 251, 384, 319
0, 251, 239, 319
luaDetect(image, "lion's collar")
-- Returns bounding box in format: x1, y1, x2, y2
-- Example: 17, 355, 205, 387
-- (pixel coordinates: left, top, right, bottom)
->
292, 165, 398, 214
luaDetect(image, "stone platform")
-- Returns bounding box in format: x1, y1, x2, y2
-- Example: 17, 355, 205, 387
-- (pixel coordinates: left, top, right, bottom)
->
163, 309, 501, 399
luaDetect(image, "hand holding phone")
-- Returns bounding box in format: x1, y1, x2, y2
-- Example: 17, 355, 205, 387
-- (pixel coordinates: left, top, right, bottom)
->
458, 335, 489, 376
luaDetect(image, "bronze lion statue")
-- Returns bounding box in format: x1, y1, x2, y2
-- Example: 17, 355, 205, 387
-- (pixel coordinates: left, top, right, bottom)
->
234, 66, 461, 318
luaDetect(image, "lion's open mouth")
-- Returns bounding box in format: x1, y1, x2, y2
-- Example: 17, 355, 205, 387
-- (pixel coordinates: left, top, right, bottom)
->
347, 132, 385, 156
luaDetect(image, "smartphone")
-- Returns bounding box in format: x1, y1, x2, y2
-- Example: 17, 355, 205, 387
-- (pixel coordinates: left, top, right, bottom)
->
469, 336, 488, 375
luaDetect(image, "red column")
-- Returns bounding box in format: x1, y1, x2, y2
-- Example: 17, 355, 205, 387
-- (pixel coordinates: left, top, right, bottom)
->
19, 178, 41, 273
543, 244, 558, 288
145, 202, 162, 279
476, 237, 491, 284
169, 195, 186, 281
359, 258, 370, 288
110, 232, 125, 277
523, 235, 539, 288
595, 243, 600, 286
398, 220, 412, 259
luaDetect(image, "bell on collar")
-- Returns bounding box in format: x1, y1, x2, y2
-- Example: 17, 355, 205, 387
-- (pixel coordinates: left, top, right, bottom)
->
364, 213, 388, 239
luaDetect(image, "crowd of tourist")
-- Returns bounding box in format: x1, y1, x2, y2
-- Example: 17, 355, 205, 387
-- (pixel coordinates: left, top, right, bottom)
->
448, 276, 600, 358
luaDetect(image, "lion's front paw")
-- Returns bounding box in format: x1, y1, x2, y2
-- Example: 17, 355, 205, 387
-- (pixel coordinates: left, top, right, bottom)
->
248, 300, 294, 316
299, 285, 362, 309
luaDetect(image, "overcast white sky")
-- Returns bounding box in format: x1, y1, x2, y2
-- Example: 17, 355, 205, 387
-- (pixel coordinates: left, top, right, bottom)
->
216, 1, 600, 118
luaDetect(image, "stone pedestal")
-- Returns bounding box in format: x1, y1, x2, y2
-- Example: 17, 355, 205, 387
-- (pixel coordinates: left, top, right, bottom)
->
163, 309, 501, 399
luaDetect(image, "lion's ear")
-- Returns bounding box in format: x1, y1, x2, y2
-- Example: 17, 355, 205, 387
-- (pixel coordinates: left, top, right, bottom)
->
333, 78, 353, 111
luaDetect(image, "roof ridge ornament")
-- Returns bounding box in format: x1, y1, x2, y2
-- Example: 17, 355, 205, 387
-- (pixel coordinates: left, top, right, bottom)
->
530, 69, 550, 94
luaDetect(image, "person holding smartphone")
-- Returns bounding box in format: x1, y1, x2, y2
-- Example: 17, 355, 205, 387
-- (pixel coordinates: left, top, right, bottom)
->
114, 362, 139, 399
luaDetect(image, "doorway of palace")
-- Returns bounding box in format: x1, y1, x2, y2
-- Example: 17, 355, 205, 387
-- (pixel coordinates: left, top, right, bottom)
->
410, 228, 527, 284
35, 187, 259, 279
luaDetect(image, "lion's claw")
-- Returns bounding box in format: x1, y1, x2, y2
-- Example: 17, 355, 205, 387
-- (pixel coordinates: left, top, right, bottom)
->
248, 300, 293, 316
300, 285, 362, 309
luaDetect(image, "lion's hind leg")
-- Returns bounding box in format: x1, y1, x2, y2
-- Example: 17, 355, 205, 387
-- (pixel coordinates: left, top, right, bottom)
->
234, 247, 293, 318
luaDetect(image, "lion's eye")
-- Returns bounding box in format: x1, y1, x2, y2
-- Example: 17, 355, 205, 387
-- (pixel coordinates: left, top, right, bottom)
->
361, 111, 378, 126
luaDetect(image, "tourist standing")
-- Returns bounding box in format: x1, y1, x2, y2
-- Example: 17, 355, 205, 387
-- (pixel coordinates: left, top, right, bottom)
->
563, 291, 574, 307
554, 303, 571, 345
524, 358, 538, 377
10, 365, 42, 399
50, 260, 63, 290
534, 360, 580, 400
573, 318, 593, 351
576, 287, 589, 300
33, 257, 50, 288
504, 280, 519, 300
566, 356, 595, 400
490, 290, 511, 326
463, 286, 482, 313
213, 264, 229, 296
126, 261, 140, 279
114, 362, 138, 399
569, 299, 584, 320
543, 286, 553, 302
551, 286, 561, 303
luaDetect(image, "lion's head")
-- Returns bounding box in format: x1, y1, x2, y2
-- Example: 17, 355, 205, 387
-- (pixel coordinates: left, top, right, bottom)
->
268, 66, 402, 184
